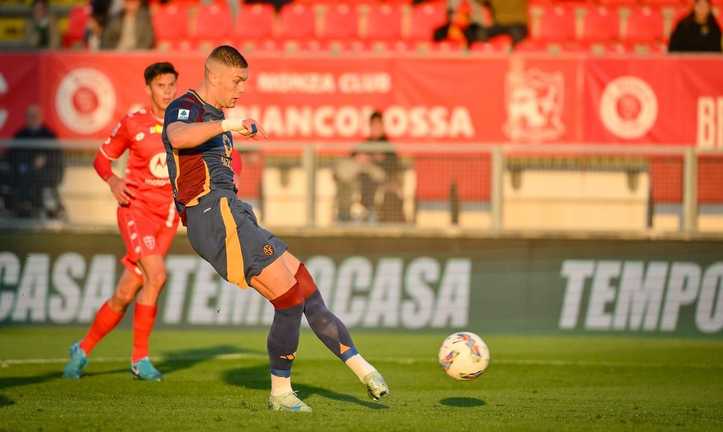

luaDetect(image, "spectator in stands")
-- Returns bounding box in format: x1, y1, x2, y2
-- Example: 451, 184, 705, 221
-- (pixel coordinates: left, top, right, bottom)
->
433, 4, 474, 45
101, 0, 155, 50
669, 0, 722, 53
10, 105, 65, 220
446, 0, 528, 45
26, 0, 58, 49
85, 12, 105, 50
335, 111, 404, 224
245, 0, 293, 13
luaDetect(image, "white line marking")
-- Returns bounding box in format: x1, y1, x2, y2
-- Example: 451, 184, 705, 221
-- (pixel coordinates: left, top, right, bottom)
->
2, 355, 722, 370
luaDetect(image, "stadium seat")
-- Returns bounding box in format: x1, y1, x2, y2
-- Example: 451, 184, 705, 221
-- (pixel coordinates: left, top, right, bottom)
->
643, 0, 687, 6
429, 40, 467, 52
320, 4, 359, 40
408, 2, 447, 41
192, 3, 233, 43
152, 3, 189, 49
625, 6, 664, 41
530, 5, 576, 42
235, 4, 275, 40
513, 39, 547, 52
595, 0, 636, 5
579, 6, 620, 42
364, 4, 402, 40
62, 4, 89, 48
279, 4, 316, 39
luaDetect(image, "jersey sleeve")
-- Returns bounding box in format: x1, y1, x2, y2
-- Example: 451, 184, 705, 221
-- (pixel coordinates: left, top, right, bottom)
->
164, 97, 203, 127
99, 117, 131, 160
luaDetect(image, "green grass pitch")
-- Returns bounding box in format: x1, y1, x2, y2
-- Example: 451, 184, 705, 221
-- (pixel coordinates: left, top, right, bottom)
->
1, 326, 722, 431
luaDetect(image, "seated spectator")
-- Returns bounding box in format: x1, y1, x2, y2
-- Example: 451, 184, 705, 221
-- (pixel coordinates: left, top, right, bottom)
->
669, 0, 722, 53
433, 5, 474, 45
26, 0, 59, 49
445, 0, 528, 45
101, 0, 155, 50
335, 111, 405, 224
10, 105, 66, 220
85, 12, 105, 50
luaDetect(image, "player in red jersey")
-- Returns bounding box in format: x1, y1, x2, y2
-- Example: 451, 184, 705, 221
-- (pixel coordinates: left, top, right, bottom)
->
63, 62, 180, 381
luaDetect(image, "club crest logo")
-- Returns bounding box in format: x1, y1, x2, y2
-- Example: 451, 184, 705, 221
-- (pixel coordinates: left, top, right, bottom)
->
263, 244, 274, 256
143, 235, 156, 250
599, 76, 658, 140
504, 68, 565, 142
55, 68, 116, 135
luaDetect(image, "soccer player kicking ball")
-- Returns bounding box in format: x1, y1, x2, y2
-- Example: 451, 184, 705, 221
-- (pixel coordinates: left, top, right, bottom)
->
162, 45, 389, 412
63, 63, 181, 381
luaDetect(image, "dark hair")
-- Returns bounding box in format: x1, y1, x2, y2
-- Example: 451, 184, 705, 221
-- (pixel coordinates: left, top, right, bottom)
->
370, 111, 383, 123
144, 62, 178, 85
207, 45, 248, 68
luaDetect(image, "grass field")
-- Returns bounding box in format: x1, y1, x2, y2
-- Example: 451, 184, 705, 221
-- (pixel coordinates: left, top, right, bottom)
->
1, 327, 722, 431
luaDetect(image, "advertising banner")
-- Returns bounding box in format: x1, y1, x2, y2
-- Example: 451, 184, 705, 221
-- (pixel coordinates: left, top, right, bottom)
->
1, 232, 721, 337
2, 53, 722, 147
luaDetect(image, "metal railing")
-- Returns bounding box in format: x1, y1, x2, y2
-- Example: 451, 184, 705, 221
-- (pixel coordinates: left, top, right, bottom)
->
1, 138, 722, 235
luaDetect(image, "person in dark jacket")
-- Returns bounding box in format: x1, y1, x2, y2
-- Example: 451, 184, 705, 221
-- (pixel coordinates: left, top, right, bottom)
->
669, 0, 722, 53
11, 105, 65, 219
101, 0, 155, 50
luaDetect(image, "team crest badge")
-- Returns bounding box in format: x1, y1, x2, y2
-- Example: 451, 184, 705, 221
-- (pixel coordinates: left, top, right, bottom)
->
263, 244, 274, 256
503, 67, 565, 142
143, 235, 156, 250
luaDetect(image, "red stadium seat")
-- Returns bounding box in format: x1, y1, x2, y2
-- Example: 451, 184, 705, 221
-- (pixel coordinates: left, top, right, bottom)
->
625, 6, 664, 41
321, 4, 359, 39
530, 5, 576, 42
193, 3, 233, 42
279, 4, 316, 39
62, 4, 89, 48
364, 4, 402, 40
430, 40, 467, 52
408, 2, 447, 41
470, 34, 513, 53
643, 0, 687, 6
579, 6, 620, 42
595, 0, 636, 5
235, 4, 275, 40
152, 3, 189, 47
513, 39, 547, 52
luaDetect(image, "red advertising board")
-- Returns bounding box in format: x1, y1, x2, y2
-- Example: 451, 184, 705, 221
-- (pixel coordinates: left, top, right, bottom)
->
1, 52, 722, 148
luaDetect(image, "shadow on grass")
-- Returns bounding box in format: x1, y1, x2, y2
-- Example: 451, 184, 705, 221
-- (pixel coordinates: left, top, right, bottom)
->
0, 371, 59, 409
157, 344, 264, 376
223, 363, 388, 410
439, 397, 486, 408
0, 393, 14, 407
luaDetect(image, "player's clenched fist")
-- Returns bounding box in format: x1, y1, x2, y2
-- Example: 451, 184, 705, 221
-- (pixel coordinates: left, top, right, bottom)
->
221, 118, 266, 139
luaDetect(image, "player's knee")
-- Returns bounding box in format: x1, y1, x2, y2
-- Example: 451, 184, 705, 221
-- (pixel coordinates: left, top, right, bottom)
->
110, 292, 134, 309
147, 270, 167, 289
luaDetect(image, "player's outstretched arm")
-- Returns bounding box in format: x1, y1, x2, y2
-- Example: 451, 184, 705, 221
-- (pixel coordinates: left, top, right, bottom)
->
166, 118, 265, 149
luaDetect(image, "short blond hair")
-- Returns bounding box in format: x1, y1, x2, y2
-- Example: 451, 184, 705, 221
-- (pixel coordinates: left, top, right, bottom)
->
207, 45, 248, 68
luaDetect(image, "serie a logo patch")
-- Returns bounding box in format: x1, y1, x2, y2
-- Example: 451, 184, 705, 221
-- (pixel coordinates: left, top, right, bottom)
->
177, 109, 190, 120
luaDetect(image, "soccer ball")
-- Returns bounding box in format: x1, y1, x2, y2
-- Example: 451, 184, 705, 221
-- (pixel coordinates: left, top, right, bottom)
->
438, 332, 490, 380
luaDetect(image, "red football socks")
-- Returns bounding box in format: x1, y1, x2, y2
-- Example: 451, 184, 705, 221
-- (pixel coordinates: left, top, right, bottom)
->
79, 302, 124, 355
132, 303, 157, 363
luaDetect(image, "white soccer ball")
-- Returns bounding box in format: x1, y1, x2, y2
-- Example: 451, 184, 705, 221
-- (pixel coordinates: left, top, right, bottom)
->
438, 332, 490, 380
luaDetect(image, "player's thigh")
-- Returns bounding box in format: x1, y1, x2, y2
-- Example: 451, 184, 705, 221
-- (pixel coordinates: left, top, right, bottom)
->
137, 254, 167, 287
250, 251, 299, 301
155, 216, 180, 257
116, 206, 143, 274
